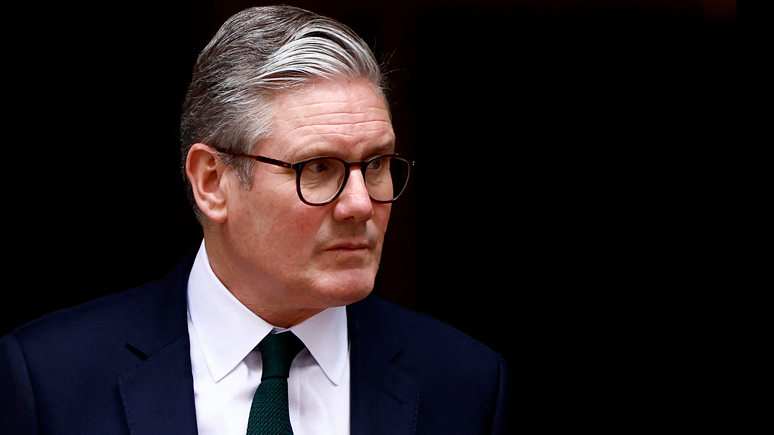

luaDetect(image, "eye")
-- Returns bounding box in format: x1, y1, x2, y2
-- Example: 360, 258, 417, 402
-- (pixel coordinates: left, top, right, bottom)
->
369, 157, 383, 170
300, 158, 345, 186
306, 159, 332, 174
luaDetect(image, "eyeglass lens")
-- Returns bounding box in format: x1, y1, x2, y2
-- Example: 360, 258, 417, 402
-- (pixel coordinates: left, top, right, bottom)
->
298, 156, 410, 205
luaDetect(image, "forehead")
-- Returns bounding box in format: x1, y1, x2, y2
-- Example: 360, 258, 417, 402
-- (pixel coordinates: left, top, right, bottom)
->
261, 80, 395, 159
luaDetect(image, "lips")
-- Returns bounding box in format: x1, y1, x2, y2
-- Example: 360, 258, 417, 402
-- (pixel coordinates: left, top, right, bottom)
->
326, 242, 370, 251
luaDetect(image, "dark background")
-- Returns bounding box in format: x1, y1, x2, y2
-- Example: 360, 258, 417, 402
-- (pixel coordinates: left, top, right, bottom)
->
5, 0, 737, 433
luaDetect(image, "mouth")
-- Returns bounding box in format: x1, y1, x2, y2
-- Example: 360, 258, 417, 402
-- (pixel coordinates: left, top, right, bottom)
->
323, 240, 379, 267
326, 243, 370, 252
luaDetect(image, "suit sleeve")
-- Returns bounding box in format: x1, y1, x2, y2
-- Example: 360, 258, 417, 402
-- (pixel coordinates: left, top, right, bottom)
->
491, 354, 519, 435
0, 334, 40, 435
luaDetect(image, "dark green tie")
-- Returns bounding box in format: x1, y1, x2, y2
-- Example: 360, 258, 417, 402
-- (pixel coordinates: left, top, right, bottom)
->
246, 332, 305, 435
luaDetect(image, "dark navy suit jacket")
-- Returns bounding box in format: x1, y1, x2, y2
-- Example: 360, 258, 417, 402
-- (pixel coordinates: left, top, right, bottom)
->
1, 251, 515, 434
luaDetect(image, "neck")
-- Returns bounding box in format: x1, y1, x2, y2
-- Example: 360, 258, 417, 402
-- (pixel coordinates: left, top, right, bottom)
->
202, 233, 326, 328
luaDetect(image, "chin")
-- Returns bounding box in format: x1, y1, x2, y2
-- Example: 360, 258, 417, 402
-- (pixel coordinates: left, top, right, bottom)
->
313, 270, 376, 307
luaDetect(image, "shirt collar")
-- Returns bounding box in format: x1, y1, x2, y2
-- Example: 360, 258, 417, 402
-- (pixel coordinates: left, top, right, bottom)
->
187, 241, 348, 385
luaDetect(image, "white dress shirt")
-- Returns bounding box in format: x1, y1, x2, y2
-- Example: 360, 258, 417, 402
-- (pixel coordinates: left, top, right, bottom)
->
187, 242, 350, 435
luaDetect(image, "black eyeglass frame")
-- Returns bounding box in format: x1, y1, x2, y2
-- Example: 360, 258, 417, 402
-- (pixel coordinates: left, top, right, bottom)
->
212, 147, 415, 206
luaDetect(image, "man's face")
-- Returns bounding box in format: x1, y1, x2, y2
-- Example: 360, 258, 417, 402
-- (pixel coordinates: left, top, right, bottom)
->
214, 79, 394, 320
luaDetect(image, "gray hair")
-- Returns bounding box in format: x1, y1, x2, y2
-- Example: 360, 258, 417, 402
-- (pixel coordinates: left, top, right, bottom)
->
180, 5, 388, 222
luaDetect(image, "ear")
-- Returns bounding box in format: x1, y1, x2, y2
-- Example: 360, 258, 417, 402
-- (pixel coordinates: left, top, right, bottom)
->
185, 143, 230, 223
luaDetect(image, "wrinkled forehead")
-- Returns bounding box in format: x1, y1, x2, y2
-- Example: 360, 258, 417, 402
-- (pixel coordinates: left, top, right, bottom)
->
258, 80, 395, 159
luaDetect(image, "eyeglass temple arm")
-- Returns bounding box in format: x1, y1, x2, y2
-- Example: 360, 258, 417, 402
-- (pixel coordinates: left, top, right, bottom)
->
248, 155, 293, 169
210, 146, 293, 170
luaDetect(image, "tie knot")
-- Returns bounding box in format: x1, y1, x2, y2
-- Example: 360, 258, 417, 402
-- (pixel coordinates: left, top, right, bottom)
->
258, 332, 305, 380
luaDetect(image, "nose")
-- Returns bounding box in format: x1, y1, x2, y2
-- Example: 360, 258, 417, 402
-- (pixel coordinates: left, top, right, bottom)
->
332, 168, 374, 222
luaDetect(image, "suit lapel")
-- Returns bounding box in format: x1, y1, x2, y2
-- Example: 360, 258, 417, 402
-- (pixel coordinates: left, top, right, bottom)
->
118, 335, 198, 435
117, 249, 199, 435
348, 297, 421, 435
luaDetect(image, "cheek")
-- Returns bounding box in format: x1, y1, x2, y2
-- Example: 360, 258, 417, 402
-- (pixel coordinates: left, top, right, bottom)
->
267, 204, 327, 253
287, 201, 326, 233
248, 174, 321, 235
373, 204, 392, 235
293, 207, 325, 234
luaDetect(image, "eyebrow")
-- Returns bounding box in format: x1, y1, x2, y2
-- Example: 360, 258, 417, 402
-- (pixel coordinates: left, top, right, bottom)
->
292, 141, 396, 162
367, 142, 397, 155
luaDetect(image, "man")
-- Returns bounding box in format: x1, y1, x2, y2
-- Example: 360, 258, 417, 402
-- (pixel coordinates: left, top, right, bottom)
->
1, 6, 514, 434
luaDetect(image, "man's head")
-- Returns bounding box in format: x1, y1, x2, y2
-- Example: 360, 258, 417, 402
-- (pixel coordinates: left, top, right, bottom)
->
181, 6, 400, 327
181, 5, 387, 220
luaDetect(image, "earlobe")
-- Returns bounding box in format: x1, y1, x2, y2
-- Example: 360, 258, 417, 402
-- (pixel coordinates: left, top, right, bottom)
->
186, 143, 229, 223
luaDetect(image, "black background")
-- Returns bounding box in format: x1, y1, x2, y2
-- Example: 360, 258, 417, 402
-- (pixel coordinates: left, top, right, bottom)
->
5, 0, 738, 433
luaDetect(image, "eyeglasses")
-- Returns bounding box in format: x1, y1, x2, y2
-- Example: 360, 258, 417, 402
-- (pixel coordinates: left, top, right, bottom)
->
213, 147, 414, 206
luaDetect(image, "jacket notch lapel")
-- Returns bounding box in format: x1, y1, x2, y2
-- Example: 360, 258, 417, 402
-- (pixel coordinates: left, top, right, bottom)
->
349, 348, 420, 435
348, 298, 421, 435
118, 334, 198, 435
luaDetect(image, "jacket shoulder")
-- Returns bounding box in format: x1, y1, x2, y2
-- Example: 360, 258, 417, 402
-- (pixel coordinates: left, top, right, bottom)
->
11, 282, 163, 350
8, 249, 195, 349
349, 295, 506, 371
0, 250, 197, 435
348, 295, 517, 434
5, 248, 195, 382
